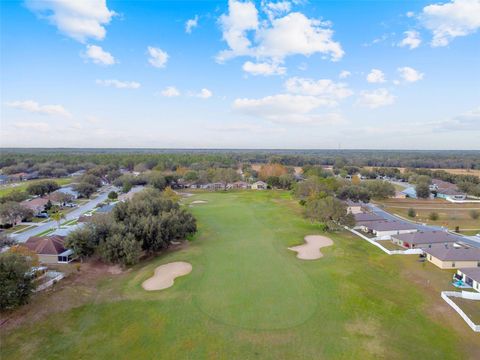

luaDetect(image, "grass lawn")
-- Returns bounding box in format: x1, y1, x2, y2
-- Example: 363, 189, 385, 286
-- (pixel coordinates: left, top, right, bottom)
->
0, 177, 73, 197
374, 198, 480, 231
451, 297, 480, 324
376, 240, 406, 251
1, 191, 479, 359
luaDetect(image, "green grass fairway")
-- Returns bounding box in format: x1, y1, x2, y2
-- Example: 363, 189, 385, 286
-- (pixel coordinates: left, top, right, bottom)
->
2, 191, 479, 359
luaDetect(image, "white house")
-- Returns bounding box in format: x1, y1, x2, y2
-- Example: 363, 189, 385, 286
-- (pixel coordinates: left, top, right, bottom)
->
251, 181, 267, 190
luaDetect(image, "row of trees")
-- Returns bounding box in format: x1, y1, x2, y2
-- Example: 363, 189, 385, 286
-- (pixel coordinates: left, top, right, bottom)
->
66, 189, 196, 266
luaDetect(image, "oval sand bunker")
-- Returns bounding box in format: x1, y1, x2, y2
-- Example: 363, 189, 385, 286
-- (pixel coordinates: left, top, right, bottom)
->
142, 261, 192, 291
289, 235, 333, 260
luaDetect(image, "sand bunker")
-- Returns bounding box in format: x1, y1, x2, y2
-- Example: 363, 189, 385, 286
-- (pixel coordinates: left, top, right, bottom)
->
142, 262, 192, 291
288, 235, 333, 260
191, 200, 208, 204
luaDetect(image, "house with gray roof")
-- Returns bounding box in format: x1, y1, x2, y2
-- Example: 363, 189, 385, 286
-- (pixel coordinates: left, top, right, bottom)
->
424, 245, 480, 269
456, 268, 480, 292
356, 220, 417, 238
391, 231, 459, 249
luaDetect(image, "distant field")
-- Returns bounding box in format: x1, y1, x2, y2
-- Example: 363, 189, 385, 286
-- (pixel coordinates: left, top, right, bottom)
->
0, 177, 73, 197
374, 198, 480, 231
2, 191, 479, 359
364, 166, 480, 177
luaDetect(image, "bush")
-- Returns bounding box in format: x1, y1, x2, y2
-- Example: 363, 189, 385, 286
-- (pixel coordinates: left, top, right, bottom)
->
108, 191, 118, 200
469, 209, 480, 220
0, 253, 34, 310
428, 212, 439, 221
407, 208, 416, 218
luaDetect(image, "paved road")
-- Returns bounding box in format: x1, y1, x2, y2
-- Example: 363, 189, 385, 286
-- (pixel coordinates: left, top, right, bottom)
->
12, 187, 113, 243
366, 203, 480, 249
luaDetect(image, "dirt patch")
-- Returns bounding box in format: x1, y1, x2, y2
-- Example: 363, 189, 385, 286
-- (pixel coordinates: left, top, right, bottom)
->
142, 262, 192, 291
288, 235, 333, 260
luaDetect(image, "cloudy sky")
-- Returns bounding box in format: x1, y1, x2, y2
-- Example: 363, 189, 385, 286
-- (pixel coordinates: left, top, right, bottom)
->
1, 0, 479, 149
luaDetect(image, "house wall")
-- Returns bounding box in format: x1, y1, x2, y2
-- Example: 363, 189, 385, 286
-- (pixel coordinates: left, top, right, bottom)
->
38, 254, 60, 264
374, 229, 417, 238
347, 206, 362, 214
427, 255, 480, 269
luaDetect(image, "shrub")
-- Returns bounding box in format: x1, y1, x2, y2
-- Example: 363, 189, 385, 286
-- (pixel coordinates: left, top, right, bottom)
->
469, 209, 480, 220
428, 212, 439, 221
407, 208, 416, 218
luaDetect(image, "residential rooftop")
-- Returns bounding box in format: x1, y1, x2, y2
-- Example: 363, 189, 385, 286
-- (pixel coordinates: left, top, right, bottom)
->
392, 231, 458, 245
24, 235, 66, 255
358, 220, 417, 231
354, 212, 384, 222
424, 246, 480, 261
459, 268, 480, 283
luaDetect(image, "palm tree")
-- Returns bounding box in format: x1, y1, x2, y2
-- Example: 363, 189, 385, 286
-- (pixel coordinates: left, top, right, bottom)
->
51, 211, 66, 229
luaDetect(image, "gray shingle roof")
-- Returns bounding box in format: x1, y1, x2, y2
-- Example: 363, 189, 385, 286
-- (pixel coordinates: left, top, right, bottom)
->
392, 231, 458, 245
354, 213, 384, 222
425, 246, 480, 261
459, 268, 480, 283
359, 220, 417, 231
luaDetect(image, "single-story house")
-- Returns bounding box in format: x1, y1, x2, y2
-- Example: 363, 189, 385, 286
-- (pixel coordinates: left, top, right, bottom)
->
401, 187, 417, 199
424, 245, 480, 269
354, 212, 384, 223
346, 200, 364, 214
391, 231, 459, 249
431, 179, 467, 201
204, 182, 225, 191
20, 197, 50, 215
24, 235, 74, 264
456, 268, 480, 292
0, 174, 8, 184
57, 186, 80, 199
357, 220, 418, 238
251, 181, 267, 190
228, 181, 251, 189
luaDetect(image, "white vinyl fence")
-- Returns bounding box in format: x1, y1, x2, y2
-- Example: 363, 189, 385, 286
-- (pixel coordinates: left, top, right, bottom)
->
346, 227, 423, 256
35, 271, 64, 292
441, 291, 480, 332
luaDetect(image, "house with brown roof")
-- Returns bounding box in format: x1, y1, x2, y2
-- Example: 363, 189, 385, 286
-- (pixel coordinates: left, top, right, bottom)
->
20, 197, 49, 215
391, 231, 459, 249
424, 245, 480, 269
24, 235, 74, 264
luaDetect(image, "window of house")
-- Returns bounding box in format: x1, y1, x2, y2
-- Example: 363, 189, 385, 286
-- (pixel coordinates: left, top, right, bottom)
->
452, 262, 455, 267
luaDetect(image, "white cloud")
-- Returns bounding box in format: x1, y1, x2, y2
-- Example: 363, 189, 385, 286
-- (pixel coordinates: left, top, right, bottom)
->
284, 77, 353, 101
14, 122, 50, 132
242, 61, 286, 76
398, 30, 422, 49
262, 1, 292, 19
25, 0, 116, 43
160, 86, 181, 97
232, 76, 351, 124
196, 88, 213, 99
217, 1, 344, 67
84, 45, 116, 65
185, 15, 199, 33
339, 70, 351, 79
406, 11, 415, 18
397, 66, 424, 83
357, 88, 395, 109
421, 0, 480, 47
218, 0, 259, 59
233, 94, 344, 124
432, 106, 480, 131
147, 46, 169, 68
366, 69, 386, 83
6, 100, 71, 117
96, 79, 141, 89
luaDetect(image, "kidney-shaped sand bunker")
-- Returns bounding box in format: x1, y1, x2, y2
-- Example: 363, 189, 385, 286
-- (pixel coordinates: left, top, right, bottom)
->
142, 261, 192, 291
289, 235, 333, 260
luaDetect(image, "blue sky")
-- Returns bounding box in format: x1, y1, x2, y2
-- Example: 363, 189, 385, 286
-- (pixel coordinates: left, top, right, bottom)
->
1, 0, 479, 149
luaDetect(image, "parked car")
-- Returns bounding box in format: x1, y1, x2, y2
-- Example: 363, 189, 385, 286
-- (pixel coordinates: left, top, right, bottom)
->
36, 213, 49, 219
